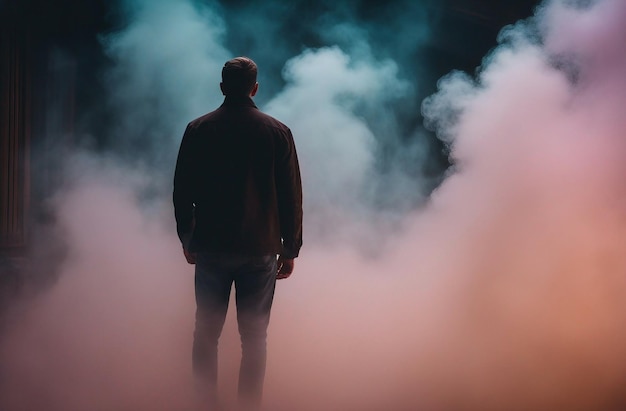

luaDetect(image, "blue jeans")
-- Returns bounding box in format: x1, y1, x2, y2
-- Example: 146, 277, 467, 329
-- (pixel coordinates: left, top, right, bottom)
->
192, 253, 277, 407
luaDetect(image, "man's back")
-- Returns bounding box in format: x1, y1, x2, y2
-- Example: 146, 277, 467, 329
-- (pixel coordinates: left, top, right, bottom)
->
173, 94, 303, 258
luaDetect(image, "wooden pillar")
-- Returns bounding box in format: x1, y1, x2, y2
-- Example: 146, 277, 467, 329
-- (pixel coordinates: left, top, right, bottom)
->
0, 6, 31, 252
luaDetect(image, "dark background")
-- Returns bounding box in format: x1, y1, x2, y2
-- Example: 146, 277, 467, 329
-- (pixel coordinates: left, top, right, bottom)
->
3, 0, 542, 144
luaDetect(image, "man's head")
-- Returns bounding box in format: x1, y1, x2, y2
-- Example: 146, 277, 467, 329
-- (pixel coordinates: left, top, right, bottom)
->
221, 57, 258, 97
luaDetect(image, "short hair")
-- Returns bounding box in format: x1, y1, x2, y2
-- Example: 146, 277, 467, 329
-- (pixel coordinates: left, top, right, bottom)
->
221, 57, 258, 96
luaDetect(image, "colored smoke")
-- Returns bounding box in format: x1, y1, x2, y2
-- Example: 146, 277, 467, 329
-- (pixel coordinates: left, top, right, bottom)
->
2, 0, 626, 410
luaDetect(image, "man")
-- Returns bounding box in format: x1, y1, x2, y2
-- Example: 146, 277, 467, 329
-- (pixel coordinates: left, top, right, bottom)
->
173, 57, 303, 410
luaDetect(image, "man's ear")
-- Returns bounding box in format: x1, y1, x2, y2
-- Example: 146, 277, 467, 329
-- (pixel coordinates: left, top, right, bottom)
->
220, 82, 225, 95
250, 82, 259, 97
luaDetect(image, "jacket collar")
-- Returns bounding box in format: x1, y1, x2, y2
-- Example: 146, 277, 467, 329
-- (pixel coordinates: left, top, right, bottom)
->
221, 95, 257, 108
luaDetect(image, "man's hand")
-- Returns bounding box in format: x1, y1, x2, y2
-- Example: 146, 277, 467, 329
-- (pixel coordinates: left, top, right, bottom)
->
183, 248, 197, 265
276, 256, 294, 280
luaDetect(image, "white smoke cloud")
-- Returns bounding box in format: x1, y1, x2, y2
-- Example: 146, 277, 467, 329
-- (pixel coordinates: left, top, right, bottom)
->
3, 0, 626, 410
101, 0, 230, 161
265, 46, 410, 241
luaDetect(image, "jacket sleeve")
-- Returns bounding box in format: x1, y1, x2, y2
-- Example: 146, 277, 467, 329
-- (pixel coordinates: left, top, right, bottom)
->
275, 128, 303, 258
173, 124, 195, 249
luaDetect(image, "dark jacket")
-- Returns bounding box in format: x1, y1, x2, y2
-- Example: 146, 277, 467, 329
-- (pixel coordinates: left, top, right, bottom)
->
173, 95, 303, 258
